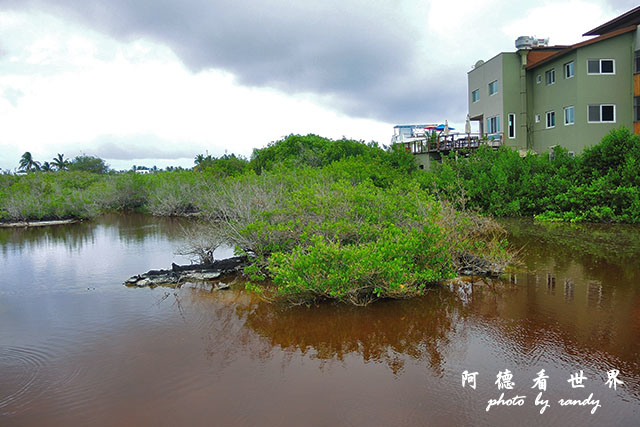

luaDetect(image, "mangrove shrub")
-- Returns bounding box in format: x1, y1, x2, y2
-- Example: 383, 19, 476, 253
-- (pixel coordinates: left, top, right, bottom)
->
424, 127, 640, 223
189, 163, 511, 305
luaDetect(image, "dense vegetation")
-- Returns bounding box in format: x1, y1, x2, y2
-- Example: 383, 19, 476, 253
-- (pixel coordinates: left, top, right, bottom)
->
1, 134, 511, 304
5, 129, 636, 224
0, 135, 416, 222
422, 127, 640, 223
5, 128, 637, 303
184, 162, 508, 305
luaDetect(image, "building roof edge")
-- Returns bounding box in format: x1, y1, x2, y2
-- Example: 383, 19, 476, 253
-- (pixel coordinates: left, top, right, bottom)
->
583, 6, 640, 36
526, 25, 636, 70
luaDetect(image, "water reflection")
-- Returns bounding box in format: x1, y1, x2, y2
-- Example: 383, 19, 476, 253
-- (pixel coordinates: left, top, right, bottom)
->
167, 277, 640, 425
245, 291, 464, 375
1, 216, 639, 426
0, 214, 195, 255
0, 220, 98, 255
177, 277, 640, 383
503, 219, 640, 283
0, 214, 202, 296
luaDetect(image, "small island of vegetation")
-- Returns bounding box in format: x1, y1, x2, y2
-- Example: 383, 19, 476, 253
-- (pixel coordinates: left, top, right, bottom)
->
2, 128, 639, 304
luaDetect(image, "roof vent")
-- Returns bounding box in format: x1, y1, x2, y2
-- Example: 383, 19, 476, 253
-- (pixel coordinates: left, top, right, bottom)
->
515, 36, 533, 50
474, 60, 485, 68
516, 36, 550, 50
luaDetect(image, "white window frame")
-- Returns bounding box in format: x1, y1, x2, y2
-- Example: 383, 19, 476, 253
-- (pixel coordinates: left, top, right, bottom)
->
545, 69, 555, 85
587, 104, 616, 123
546, 111, 556, 129
587, 59, 616, 75
535, 114, 541, 123
487, 115, 500, 134
488, 80, 498, 96
564, 61, 574, 79
536, 74, 542, 84
472, 89, 479, 103
564, 106, 575, 125
508, 113, 516, 139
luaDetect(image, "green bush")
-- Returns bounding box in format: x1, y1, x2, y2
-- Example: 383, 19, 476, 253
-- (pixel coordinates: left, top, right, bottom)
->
0, 171, 103, 221
424, 127, 640, 223
68, 155, 110, 174
249, 134, 414, 175
194, 153, 249, 176
190, 166, 511, 305
145, 170, 201, 216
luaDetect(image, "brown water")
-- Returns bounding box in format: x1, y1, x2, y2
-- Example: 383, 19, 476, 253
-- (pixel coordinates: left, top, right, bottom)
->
1, 215, 639, 426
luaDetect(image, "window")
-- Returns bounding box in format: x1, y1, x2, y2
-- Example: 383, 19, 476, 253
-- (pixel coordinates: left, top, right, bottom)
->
535, 114, 541, 123
564, 61, 574, 78
564, 106, 575, 125
472, 89, 479, 103
601, 60, 614, 73
536, 75, 542, 84
635, 97, 640, 121
587, 59, 615, 75
546, 111, 555, 128
588, 104, 616, 123
635, 51, 640, 74
508, 113, 516, 138
487, 115, 500, 133
488, 80, 498, 96
545, 69, 555, 85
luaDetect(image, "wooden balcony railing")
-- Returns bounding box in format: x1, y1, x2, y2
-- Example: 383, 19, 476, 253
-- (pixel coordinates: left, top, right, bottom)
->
396, 132, 504, 155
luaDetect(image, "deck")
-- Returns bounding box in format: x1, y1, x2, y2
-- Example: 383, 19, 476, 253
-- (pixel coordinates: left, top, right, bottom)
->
393, 132, 504, 155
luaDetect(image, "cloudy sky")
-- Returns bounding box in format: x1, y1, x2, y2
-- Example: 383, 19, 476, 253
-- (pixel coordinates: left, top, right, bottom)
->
0, 0, 635, 170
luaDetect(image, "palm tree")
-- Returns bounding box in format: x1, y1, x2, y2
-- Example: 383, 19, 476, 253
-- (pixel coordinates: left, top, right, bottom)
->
194, 154, 206, 171
41, 162, 53, 172
52, 153, 68, 171
19, 152, 41, 172
194, 153, 215, 171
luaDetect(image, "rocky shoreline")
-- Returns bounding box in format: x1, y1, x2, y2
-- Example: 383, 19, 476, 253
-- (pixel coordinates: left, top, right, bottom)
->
125, 251, 502, 289
124, 256, 248, 287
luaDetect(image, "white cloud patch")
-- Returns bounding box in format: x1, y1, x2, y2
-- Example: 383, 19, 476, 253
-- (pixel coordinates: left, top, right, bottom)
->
2, 87, 23, 107
503, 1, 613, 45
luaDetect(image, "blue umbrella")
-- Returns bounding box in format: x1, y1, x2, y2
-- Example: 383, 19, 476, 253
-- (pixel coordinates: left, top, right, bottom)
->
435, 124, 455, 131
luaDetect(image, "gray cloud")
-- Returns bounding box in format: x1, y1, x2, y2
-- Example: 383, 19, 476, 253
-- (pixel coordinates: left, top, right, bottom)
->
69, 134, 199, 160
0, 0, 463, 123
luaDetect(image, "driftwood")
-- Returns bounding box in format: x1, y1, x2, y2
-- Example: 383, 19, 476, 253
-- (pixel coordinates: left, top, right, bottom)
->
124, 256, 248, 287
0, 219, 79, 228
456, 252, 504, 276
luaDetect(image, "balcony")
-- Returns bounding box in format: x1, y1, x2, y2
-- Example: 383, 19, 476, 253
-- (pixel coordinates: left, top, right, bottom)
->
394, 132, 504, 155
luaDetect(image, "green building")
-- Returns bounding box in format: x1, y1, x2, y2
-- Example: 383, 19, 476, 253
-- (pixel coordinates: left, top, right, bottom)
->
468, 6, 640, 155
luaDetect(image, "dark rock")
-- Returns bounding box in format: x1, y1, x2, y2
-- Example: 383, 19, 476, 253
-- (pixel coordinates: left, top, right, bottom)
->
124, 256, 248, 287
457, 253, 502, 276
